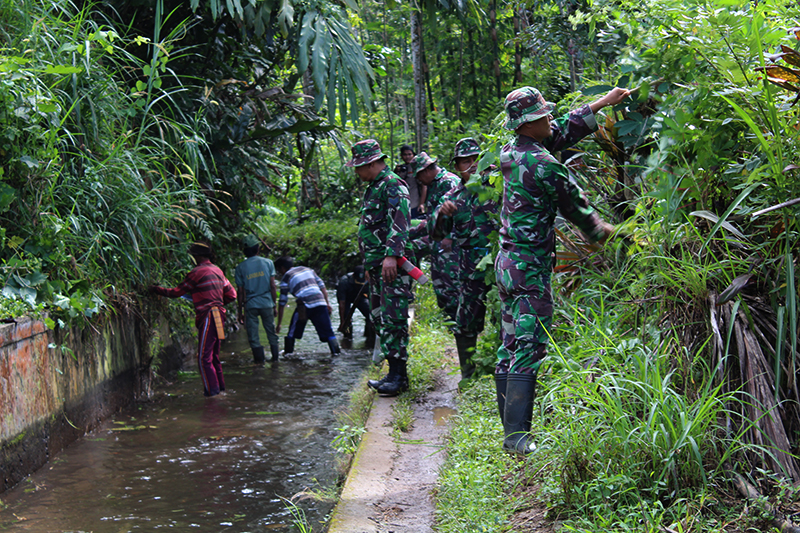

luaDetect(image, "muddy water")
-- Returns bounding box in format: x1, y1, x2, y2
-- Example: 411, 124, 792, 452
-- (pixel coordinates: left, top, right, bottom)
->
0, 301, 373, 532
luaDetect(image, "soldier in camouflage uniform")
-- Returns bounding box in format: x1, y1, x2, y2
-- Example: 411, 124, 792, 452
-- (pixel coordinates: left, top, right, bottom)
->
347, 139, 414, 397
407, 152, 461, 322
496, 86, 628, 454
432, 138, 499, 381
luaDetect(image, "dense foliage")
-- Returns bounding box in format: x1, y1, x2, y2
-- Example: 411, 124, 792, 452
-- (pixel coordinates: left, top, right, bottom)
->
4, 0, 800, 528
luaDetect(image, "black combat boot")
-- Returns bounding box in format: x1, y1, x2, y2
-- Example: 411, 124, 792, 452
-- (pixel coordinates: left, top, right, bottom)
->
502, 373, 537, 455
454, 335, 477, 381
252, 346, 265, 365
368, 358, 395, 390
377, 358, 408, 396
283, 337, 295, 356
494, 373, 507, 425
270, 344, 280, 362
328, 337, 341, 356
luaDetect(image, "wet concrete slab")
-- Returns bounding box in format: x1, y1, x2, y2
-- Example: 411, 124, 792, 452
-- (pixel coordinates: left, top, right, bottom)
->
328, 349, 459, 533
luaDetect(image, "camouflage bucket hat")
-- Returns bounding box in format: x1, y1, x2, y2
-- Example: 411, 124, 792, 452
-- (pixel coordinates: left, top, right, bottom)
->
242, 234, 259, 249
452, 138, 481, 161
504, 87, 555, 131
346, 139, 387, 167
411, 152, 437, 176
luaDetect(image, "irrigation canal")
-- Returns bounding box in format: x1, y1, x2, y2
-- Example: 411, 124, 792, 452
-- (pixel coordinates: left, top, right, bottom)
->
0, 302, 372, 532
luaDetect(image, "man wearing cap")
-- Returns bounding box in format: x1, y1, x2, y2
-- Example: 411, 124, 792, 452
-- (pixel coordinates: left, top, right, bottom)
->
235, 235, 279, 364
407, 151, 461, 322
495, 86, 628, 454
347, 139, 413, 397
150, 242, 237, 397
432, 138, 499, 382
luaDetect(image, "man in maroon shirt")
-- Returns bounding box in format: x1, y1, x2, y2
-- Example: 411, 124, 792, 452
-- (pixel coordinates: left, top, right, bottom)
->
150, 243, 237, 396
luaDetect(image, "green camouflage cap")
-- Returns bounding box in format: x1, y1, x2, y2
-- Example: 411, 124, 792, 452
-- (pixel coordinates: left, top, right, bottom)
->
346, 139, 387, 167
452, 138, 481, 161
242, 234, 259, 249
411, 152, 437, 176
503, 87, 555, 131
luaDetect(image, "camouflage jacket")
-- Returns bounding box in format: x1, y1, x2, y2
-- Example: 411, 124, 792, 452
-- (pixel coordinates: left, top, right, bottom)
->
432, 176, 499, 280
498, 104, 606, 269
358, 165, 412, 269
409, 167, 460, 242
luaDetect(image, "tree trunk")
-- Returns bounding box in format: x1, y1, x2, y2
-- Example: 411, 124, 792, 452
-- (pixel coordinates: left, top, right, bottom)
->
468, 27, 477, 116
514, 9, 523, 84
490, 1, 500, 100
400, 39, 410, 140
411, 9, 428, 151
568, 38, 577, 93
456, 29, 464, 123
383, 1, 394, 159
438, 48, 448, 119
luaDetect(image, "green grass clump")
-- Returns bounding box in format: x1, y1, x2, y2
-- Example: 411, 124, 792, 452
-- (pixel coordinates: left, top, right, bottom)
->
436, 377, 519, 532
434, 287, 778, 532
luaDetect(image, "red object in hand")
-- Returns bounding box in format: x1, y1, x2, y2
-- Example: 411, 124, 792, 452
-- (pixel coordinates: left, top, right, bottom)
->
397, 257, 429, 284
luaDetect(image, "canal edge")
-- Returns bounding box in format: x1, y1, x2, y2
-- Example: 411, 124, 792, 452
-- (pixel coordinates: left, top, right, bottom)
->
327, 390, 398, 532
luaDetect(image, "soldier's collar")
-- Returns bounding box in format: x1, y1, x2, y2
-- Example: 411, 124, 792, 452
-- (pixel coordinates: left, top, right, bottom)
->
517, 134, 541, 145
375, 166, 393, 180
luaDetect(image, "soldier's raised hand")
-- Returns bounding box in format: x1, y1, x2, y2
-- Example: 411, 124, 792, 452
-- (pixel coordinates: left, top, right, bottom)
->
590, 87, 631, 114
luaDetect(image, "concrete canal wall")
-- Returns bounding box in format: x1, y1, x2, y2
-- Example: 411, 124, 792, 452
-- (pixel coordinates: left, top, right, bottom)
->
0, 310, 191, 493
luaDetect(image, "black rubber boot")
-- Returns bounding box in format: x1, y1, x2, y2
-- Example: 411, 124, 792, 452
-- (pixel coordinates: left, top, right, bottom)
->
252, 346, 265, 365
455, 335, 477, 381
328, 337, 341, 356
368, 358, 395, 390
270, 345, 279, 362
494, 373, 507, 425
377, 358, 408, 396
502, 373, 537, 455
283, 337, 295, 356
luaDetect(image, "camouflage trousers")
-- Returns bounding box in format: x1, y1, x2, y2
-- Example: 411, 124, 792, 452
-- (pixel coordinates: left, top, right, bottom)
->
455, 275, 490, 337
495, 252, 552, 375
368, 268, 412, 362
430, 241, 460, 321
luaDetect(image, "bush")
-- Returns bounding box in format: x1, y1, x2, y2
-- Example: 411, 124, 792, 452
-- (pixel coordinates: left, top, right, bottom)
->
260, 217, 361, 280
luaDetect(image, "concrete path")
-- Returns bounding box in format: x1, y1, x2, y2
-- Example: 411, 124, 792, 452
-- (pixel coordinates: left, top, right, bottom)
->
328, 358, 459, 533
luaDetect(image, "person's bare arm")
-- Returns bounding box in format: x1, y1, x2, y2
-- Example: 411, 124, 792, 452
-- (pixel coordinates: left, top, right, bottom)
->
276, 305, 285, 333
589, 87, 630, 114
237, 286, 246, 325
418, 185, 428, 214
321, 285, 333, 315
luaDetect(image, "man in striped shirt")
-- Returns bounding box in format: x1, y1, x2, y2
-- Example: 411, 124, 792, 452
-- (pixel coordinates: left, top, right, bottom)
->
150, 242, 237, 397
274, 256, 340, 357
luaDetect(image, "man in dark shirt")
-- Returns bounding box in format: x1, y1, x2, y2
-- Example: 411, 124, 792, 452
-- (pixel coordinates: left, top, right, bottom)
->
150, 242, 236, 397
336, 266, 374, 340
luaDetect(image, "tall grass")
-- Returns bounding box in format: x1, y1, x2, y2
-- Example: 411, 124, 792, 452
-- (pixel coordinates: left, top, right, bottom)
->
0, 0, 216, 321
436, 289, 770, 532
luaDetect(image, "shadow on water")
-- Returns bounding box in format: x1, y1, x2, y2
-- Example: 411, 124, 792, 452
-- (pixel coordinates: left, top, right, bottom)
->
0, 301, 373, 532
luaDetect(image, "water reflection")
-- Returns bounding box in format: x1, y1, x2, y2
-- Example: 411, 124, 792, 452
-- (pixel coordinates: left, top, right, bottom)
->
0, 300, 371, 532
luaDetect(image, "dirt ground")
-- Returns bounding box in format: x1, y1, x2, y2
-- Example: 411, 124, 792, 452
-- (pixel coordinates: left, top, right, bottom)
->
327, 349, 459, 533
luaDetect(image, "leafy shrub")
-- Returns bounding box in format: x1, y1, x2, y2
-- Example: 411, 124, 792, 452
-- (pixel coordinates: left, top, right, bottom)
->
260, 217, 361, 280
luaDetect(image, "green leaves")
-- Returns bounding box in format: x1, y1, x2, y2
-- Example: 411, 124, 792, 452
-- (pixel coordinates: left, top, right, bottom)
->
293, 9, 374, 125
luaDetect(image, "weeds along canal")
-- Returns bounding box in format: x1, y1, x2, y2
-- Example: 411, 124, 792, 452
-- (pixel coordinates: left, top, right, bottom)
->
0, 301, 372, 532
